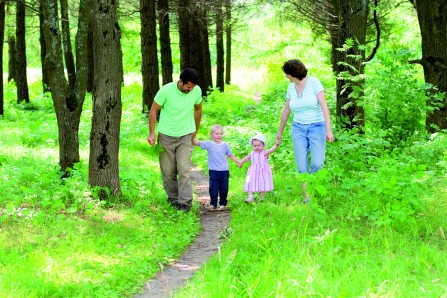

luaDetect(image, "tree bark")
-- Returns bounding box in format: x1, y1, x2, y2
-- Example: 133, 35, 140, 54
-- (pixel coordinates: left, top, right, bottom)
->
16, 0, 30, 104
334, 0, 369, 132
42, 0, 91, 172
140, 0, 160, 113
200, 7, 213, 94
7, 35, 17, 83
158, 0, 173, 85
215, 0, 224, 92
224, 0, 231, 85
89, 0, 123, 197
178, 0, 191, 71
39, 0, 50, 93
178, 0, 212, 96
0, 1, 5, 116
61, 0, 76, 90
86, 21, 94, 93
413, 0, 447, 132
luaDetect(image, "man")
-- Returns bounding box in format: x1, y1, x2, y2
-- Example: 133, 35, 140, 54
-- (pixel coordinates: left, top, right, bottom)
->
148, 68, 203, 212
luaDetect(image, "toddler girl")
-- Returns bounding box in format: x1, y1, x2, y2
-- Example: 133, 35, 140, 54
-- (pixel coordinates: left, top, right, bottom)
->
238, 134, 279, 202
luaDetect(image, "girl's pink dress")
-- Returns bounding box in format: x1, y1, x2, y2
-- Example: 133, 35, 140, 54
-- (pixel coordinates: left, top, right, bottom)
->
244, 150, 274, 192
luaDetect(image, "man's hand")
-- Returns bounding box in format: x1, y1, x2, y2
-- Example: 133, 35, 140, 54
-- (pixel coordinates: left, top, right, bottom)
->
148, 135, 156, 146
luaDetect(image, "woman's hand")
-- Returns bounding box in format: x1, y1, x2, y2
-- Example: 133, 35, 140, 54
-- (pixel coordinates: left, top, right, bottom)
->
276, 133, 283, 145
326, 130, 334, 142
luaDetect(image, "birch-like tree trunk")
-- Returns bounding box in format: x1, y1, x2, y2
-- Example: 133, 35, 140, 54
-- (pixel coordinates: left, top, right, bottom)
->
41, 0, 91, 171
88, 0, 123, 197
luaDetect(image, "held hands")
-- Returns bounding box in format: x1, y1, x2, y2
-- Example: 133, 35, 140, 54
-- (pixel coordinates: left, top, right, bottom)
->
275, 133, 282, 145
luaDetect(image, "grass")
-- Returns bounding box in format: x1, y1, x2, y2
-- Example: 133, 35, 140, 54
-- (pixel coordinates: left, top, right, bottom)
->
179, 87, 447, 296
0, 82, 202, 297
1, 73, 447, 297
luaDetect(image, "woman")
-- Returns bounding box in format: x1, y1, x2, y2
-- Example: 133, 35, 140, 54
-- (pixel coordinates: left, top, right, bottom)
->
276, 59, 334, 203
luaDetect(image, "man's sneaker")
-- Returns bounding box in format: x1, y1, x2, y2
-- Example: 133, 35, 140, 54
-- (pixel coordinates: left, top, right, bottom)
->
206, 205, 218, 211
219, 205, 227, 211
303, 197, 310, 204
177, 204, 191, 212
244, 197, 254, 203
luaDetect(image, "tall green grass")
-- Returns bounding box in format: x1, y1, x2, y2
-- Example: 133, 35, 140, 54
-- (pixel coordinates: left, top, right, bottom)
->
175, 70, 447, 297
0, 82, 201, 297
2, 73, 446, 297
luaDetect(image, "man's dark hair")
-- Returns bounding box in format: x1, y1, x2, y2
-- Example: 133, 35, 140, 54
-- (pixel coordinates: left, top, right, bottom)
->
180, 68, 199, 85
282, 59, 308, 80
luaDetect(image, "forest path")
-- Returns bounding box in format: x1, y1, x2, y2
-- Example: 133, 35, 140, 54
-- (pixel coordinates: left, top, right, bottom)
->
135, 167, 231, 298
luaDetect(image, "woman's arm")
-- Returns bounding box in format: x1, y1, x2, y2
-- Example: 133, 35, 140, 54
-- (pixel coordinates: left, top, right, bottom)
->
316, 91, 334, 142
276, 99, 291, 145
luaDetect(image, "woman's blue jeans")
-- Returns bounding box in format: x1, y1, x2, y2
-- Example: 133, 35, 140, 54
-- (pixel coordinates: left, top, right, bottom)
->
291, 121, 326, 173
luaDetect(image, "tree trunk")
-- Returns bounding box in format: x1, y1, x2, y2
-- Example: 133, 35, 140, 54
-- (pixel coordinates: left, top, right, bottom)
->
413, 0, 447, 132
215, 0, 224, 92
189, 17, 205, 95
89, 0, 123, 197
178, 0, 191, 71
61, 0, 76, 90
39, 0, 50, 93
200, 8, 213, 94
140, 0, 160, 113
178, 0, 212, 96
224, 0, 231, 85
334, 0, 368, 132
16, 0, 30, 104
328, 0, 340, 72
86, 21, 94, 93
158, 0, 173, 85
41, 0, 91, 172
7, 35, 17, 83
0, 1, 5, 116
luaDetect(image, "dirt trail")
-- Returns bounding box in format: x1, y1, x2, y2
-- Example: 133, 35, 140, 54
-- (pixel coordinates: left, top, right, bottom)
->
135, 167, 231, 298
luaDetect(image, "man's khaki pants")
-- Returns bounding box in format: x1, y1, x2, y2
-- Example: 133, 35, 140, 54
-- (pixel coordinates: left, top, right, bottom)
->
158, 133, 193, 207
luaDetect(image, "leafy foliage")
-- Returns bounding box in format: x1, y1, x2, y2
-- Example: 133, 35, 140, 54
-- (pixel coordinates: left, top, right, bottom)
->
2, 3, 447, 297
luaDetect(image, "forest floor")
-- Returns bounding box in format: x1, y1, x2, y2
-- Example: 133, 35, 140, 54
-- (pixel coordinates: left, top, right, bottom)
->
135, 167, 231, 298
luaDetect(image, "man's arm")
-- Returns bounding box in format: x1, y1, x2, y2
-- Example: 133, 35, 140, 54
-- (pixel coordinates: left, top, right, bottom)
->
148, 102, 162, 146
193, 102, 203, 137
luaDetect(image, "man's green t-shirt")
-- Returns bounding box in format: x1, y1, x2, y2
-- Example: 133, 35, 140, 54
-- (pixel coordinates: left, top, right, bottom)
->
154, 81, 202, 137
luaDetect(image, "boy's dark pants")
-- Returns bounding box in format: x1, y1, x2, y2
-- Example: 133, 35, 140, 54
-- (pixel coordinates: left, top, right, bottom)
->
209, 170, 229, 207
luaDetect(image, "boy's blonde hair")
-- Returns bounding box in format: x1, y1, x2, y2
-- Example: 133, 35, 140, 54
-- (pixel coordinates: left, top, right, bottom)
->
210, 124, 223, 133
